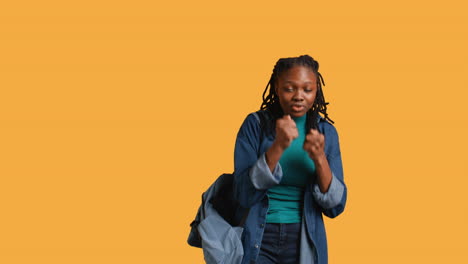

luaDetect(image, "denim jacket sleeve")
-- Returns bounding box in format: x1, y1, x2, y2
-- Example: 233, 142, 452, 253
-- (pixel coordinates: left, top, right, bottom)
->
233, 113, 283, 208
311, 122, 347, 218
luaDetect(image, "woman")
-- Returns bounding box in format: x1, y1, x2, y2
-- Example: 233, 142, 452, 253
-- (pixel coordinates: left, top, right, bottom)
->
233, 55, 347, 264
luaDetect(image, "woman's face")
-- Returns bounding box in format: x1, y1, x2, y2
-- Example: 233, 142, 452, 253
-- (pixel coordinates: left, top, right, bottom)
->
275, 66, 317, 118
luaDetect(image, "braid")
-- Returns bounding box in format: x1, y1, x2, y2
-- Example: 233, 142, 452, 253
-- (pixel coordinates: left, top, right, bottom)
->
260, 55, 334, 132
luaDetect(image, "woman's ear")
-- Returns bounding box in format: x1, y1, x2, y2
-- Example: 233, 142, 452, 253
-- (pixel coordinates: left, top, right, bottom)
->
274, 81, 279, 95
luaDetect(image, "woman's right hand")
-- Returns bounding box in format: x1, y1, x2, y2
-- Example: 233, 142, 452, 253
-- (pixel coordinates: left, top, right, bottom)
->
274, 115, 298, 150
265, 115, 298, 172
265, 115, 298, 173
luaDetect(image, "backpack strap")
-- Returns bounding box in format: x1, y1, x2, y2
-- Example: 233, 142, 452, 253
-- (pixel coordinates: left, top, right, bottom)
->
238, 111, 269, 227
252, 110, 269, 152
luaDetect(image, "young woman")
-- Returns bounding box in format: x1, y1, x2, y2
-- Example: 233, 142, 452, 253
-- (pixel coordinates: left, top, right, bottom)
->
233, 55, 347, 264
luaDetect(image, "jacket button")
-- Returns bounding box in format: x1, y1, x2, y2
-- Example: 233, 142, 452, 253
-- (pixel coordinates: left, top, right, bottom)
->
261, 224, 264, 228
255, 244, 259, 249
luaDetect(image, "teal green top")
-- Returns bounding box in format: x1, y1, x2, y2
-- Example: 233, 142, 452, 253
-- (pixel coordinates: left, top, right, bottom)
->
266, 114, 316, 223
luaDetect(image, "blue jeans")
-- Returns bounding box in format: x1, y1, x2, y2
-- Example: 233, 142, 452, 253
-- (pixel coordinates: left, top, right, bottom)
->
256, 223, 301, 264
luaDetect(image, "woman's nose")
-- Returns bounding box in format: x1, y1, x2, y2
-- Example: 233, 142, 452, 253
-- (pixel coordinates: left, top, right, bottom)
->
292, 91, 304, 101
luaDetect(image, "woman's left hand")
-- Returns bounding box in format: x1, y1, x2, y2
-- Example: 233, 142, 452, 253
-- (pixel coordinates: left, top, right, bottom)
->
304, 129, 333, 192
303, 129, 326, 162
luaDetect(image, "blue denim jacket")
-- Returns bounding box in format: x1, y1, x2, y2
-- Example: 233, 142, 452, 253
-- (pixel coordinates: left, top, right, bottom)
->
233, 111, 347, 264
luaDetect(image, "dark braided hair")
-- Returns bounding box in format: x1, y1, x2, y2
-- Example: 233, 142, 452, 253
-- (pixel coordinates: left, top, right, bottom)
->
260, 55, 334, 133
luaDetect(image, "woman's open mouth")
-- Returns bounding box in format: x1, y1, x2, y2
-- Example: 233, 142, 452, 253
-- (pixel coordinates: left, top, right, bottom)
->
291, 105, 305, 112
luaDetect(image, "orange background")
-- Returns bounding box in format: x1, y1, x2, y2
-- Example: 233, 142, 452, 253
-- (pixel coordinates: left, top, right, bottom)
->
1, 1, 467, 263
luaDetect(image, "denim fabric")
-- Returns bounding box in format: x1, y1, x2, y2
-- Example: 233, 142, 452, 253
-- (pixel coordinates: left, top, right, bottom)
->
188, 173, 245, 264
257, 223, 301, 264
233, 111, 347, 264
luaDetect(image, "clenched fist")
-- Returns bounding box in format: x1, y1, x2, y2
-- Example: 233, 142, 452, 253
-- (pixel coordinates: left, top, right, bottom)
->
303, 129, 326, 162
274, 115, 299, 150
